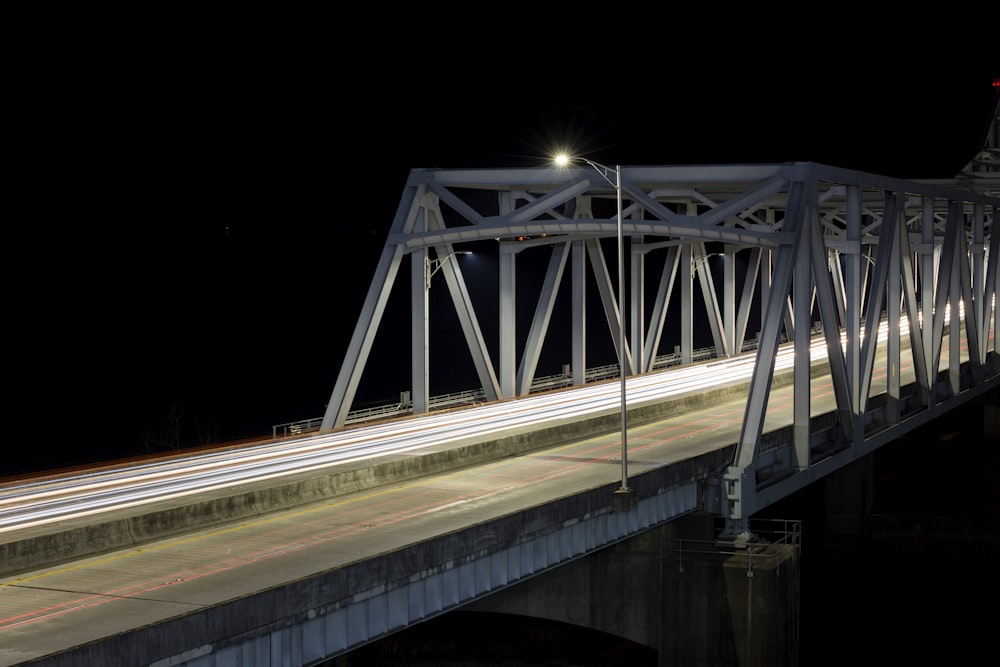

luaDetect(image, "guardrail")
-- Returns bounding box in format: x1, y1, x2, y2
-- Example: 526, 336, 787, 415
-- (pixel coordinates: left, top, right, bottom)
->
670, 517, 802, 577
270, 341, 764, 439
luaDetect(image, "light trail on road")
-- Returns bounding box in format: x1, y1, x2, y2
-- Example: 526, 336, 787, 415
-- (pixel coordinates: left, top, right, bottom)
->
0, 313, 967, 536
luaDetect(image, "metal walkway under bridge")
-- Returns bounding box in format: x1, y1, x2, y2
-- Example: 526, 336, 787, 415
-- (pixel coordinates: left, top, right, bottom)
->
312, 98, 1000, 536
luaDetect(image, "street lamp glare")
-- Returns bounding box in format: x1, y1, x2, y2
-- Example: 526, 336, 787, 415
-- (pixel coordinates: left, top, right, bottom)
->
554, 153, 570, 167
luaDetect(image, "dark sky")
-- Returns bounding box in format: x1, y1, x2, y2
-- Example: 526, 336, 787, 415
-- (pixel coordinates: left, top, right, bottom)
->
9, 22, 998, 475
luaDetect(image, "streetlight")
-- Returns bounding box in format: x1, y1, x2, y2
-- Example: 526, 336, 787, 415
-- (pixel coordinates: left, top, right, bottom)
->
425, 250, 471, 289
554, 154, 633, 511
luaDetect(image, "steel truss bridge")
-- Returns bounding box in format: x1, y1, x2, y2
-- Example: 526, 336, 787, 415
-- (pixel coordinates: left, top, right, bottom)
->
322, 99, 1000, 535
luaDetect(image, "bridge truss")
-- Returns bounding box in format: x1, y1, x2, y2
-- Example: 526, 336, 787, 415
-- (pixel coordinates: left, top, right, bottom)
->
322, 120, 999, 526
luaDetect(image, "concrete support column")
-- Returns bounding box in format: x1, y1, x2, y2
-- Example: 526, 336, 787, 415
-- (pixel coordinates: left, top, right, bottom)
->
468, 513, 801, 667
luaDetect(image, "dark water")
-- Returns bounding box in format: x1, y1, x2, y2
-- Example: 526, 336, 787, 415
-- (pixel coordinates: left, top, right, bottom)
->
331, 398, 999, 666
782, 400, 999, 666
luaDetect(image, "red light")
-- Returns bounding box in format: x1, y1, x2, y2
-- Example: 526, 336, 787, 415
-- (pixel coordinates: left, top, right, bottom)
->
994, 79, 1000, 87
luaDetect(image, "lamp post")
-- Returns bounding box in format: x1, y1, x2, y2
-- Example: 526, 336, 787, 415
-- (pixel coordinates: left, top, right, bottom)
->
425, 250, 471, 289
555, 154, 633, 510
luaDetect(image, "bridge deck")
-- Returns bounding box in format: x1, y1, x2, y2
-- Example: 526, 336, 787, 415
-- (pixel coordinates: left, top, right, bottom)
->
0, 341, 932, 666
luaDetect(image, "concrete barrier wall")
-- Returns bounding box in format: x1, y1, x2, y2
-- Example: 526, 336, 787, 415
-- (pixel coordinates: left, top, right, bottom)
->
1, 367, 767, 577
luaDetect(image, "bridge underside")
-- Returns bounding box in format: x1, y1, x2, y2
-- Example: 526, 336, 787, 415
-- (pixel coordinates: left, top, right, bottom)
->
322, 153, 999, 523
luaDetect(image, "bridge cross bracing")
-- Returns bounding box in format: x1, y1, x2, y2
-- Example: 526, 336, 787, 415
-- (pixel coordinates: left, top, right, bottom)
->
322, 100, 1000, 526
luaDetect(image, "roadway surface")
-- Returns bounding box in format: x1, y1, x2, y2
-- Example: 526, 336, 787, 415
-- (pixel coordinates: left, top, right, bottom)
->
0, 338, 940, 665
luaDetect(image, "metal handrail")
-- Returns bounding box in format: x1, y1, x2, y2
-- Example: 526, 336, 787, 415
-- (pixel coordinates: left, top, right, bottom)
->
271, 342, 742, 437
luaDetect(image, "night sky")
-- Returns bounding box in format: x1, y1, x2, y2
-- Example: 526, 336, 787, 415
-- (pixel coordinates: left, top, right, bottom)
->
9, 23, 997, 476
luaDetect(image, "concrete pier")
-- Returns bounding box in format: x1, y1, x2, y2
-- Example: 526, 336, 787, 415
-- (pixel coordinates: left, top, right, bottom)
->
476, 514, 800, 667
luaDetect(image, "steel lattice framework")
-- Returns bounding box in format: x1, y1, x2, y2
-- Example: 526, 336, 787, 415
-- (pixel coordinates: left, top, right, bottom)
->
322, 100, 999, 524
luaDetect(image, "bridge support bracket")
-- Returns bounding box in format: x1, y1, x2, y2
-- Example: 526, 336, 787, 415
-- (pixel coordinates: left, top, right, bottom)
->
612, 486, 634, 512
715, 517, 759, 547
